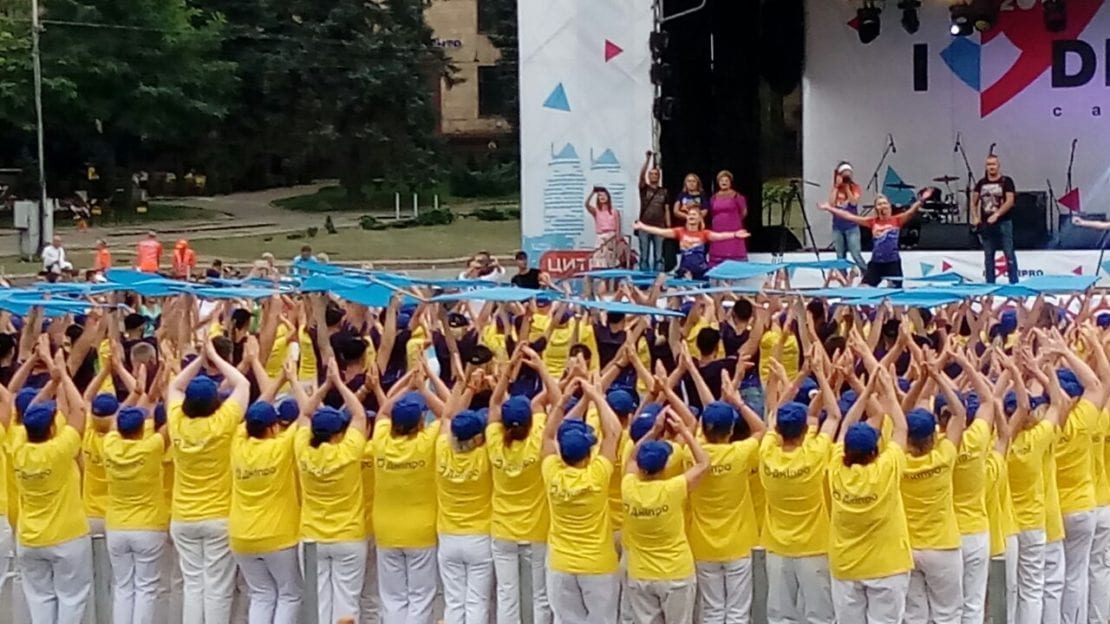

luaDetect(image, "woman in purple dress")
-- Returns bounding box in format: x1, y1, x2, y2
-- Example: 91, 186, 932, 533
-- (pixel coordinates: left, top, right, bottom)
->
708, 170, 748, 265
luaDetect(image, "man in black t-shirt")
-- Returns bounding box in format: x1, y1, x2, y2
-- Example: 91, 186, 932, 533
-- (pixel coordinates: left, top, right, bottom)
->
510, 251, 548, 289
971, 155, 1018, 284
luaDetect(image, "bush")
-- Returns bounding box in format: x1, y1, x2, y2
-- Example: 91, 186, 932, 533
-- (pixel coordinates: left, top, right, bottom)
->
413, 209, 455, 226
359, 215, 380, 230
306, 227, 318, 238
448, 160, 519, 198
469, 207, 520, 221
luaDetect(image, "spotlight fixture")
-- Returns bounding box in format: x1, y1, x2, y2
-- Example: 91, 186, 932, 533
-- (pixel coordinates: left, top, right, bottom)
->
650, 62, 673, 86
652, 97, 676, 122
950, 3, 973, 36
649, 31, 669, 59
857, 2, 882, 44
1044, 0, 1066, 32
898, 0, 921, 34
971, 0, 998, 32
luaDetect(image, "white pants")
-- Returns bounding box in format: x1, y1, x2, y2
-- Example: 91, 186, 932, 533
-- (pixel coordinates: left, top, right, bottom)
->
1088, 506, 1110, 624
317, 541, 367, 624
170, 519, 236, 624
107, 530, 166, 624
764, 552, 834, 624
378, 546, 438, 624
1045, 540, 1066, 624
438, 534, 493, 624
696, 557, 754, 624
234, 545, 303, 624
18, 535, 93, 624
1014, 530, 1047, 624
1061, 511, 1096, 624
1004, 535, 1018, 621
0, 518, 14, 602
156, 534, 184, 624
491, 539, 552, 624
959, 532, 990, 624
359, 538, 381, 624
905, 548, 963, 624
626, 576, 697, 624
546, 569, 619, 624
831, 572, 910, 624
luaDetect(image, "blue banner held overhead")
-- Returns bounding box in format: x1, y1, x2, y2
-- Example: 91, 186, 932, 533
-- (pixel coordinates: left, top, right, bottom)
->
704, 261, 780, 281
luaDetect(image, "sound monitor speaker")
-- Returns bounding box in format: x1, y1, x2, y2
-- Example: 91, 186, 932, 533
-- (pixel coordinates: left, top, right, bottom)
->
917, 223, 978, 251
1011, 191, 1048, 250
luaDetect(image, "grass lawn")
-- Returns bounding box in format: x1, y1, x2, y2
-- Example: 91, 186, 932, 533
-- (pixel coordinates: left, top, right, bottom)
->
189, 219, 522, 263
275, 185, 519, 213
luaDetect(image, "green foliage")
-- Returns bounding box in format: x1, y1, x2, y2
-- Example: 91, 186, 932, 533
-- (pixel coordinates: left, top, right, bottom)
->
448, 160, 519, 198
468, 207, 520, 222
413, 209, 454, 226
762, 182, 793, 214
359, 215, 380, 230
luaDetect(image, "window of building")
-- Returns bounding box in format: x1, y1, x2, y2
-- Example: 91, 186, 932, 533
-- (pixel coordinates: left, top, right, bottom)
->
477, 0, 496, 34
478, 66, 509, 118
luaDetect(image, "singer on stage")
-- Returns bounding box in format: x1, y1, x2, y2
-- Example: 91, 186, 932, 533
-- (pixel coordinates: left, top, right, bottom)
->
828, 162, 865, 271
971, 155, 1018, 284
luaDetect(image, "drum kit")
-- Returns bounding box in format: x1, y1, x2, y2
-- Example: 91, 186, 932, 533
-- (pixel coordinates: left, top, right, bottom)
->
864, 174, 965, 224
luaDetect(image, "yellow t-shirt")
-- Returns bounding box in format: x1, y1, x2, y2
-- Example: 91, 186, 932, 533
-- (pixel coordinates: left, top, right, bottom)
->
1007, 420, 1057, 531
82, 426, 109, 520
1055, 399, 1098, 515
621, 474, 693, 581
435, 435, 492, 535
487, 416, 548, 543
543, 319, 598, 377
230, 426, 300, 553
1099, 409, 1110, 507
298, 327, 317, 382
360, 440, 375, 537
759, 430, 832, 557
543, 454, 618, 575
828, 441, 913, 581
168, 398, 243, 521
371, 419, 440, 549
1043, 442, 1065, 543
294, 426, 366, 543
986, 449, 1017, 557
759, 329, 800, 386
901, 438, 960, 550
687, 439, 760, 562
263, 322, 291, 380
480, 325, 509, 364
608, 429, 630, 532
102, 432, 168, 531
12, 426, 88, 547
953, 419, 991, 536
685, 319, 720, 358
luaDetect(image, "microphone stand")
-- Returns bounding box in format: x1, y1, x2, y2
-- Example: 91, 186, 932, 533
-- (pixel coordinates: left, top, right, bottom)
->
955, 135, 975, 223
1066, 138, 1077, 193
1046, 178, 1060, 238
867, 135, 895, 194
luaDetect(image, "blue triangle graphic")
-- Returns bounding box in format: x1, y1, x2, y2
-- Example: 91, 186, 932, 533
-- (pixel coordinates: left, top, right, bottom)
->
941, 38, 981, 91
920, 262, 935, 276
883, 167, 916, 206
593, 148, 619, 166
1101, 261, 1110, 275
543, 83, 571, 112
787, 266, 798, 280
553, 143, 578, 160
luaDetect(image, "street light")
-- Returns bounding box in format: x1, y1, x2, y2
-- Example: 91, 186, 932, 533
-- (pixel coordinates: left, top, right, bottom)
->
30, 0, 48, 255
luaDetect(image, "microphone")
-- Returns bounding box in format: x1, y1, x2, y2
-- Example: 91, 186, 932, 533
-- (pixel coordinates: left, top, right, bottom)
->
888, 133, 897, 154
953, 132, 961, 153
989, 142, 996, 156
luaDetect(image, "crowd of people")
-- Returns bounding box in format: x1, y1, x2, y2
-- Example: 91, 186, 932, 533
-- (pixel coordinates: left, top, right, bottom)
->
0, 261, 1108, 624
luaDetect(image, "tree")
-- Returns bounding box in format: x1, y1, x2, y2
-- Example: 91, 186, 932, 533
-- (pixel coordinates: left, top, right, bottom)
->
480, 0, 519, 142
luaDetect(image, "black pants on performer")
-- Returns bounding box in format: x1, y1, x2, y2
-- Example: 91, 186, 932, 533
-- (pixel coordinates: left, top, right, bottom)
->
980, 220, 1018, 284
863, 259, 902, 287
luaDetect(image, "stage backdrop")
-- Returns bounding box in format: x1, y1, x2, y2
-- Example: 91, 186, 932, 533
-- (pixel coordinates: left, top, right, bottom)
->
518, 0, 654, 275
803, 0, 1110, 262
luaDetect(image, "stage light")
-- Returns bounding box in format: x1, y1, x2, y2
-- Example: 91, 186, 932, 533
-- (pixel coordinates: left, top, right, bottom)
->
649, 31, 669, 59
898, 0, 921, 34
949, 3, 973, 36
857, 2, 882, 44
650, 62, 672, 86
971, 0, 998, 32
1044, 0, 1066, 32
653, 97, 676, 122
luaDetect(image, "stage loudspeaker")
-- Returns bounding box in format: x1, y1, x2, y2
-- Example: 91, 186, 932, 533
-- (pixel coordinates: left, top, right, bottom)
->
917, 223, 978, 251
1053, 213, 1109, 250
748, 226, 802, 253
1012, 191, 1049, 250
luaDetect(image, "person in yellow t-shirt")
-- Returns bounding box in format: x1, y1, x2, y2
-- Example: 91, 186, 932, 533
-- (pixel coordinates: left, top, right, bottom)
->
760, 350, 841, 624
435, 381, 494, 624
83, 392, 119, 536
688, 392, 766, 624
372, 388, 440, 624
621, 410, 709, 624
1090, 406, 1110, 624
103, 405, 169, 624
166, 339, 250, 623
295, 363, 369, 624
900, 404, 964, 624
827, 367, 912, 624
11, 382, 93, 623
230, 400, 304, 624
487, 386, 552, 624
542, 379, 623, 624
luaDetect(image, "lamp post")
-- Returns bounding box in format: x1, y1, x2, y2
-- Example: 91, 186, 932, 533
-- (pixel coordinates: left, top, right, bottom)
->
30, 0, 47, 255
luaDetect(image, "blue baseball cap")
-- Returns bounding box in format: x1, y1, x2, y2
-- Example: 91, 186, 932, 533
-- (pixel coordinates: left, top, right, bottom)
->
392, 391, 427, 429
637, 440, 673, 476
116, 407, 147, 434
794, 377, 819, 405
964, 392, 981, 419
896, 377, 911, 393
838, 389, 859, 416
14, 388, 37, 416
451, 410, 485, 442
999, 310, 1018, 334
185, 376, 219, 403
702, 401, 737, 431
630, 414, 657, 442
91, 393, 120, 417
1097, 313, 1110, 328
246, 402, 279, 429
501, 396, 532, 428
844, 422, 879, 455
311, 406, 347, 438
1056, 368, 1084, 398
907, 407, 937, 441
22, 401, 56, 438
776, 401, 808, 439
1031, 394, 1050, 410
558, 419, 593, 437
153, 402, 167, 429
1003, 390, 1018, 415
557, 422, 597, 464
276, 398, 300, 424
640, 402, 664, 418
934, 392, 949, 416
606, 389, 637, 417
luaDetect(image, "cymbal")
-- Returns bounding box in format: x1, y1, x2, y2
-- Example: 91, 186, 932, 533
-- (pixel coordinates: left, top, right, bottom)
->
887, 182, 916, 190
933, 175, 960, 183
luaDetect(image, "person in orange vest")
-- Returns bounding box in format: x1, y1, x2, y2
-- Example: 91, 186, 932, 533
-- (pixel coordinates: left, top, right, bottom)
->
172, 240, 197, 280
136, 231, 163, 273
93, 239, 112, 273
